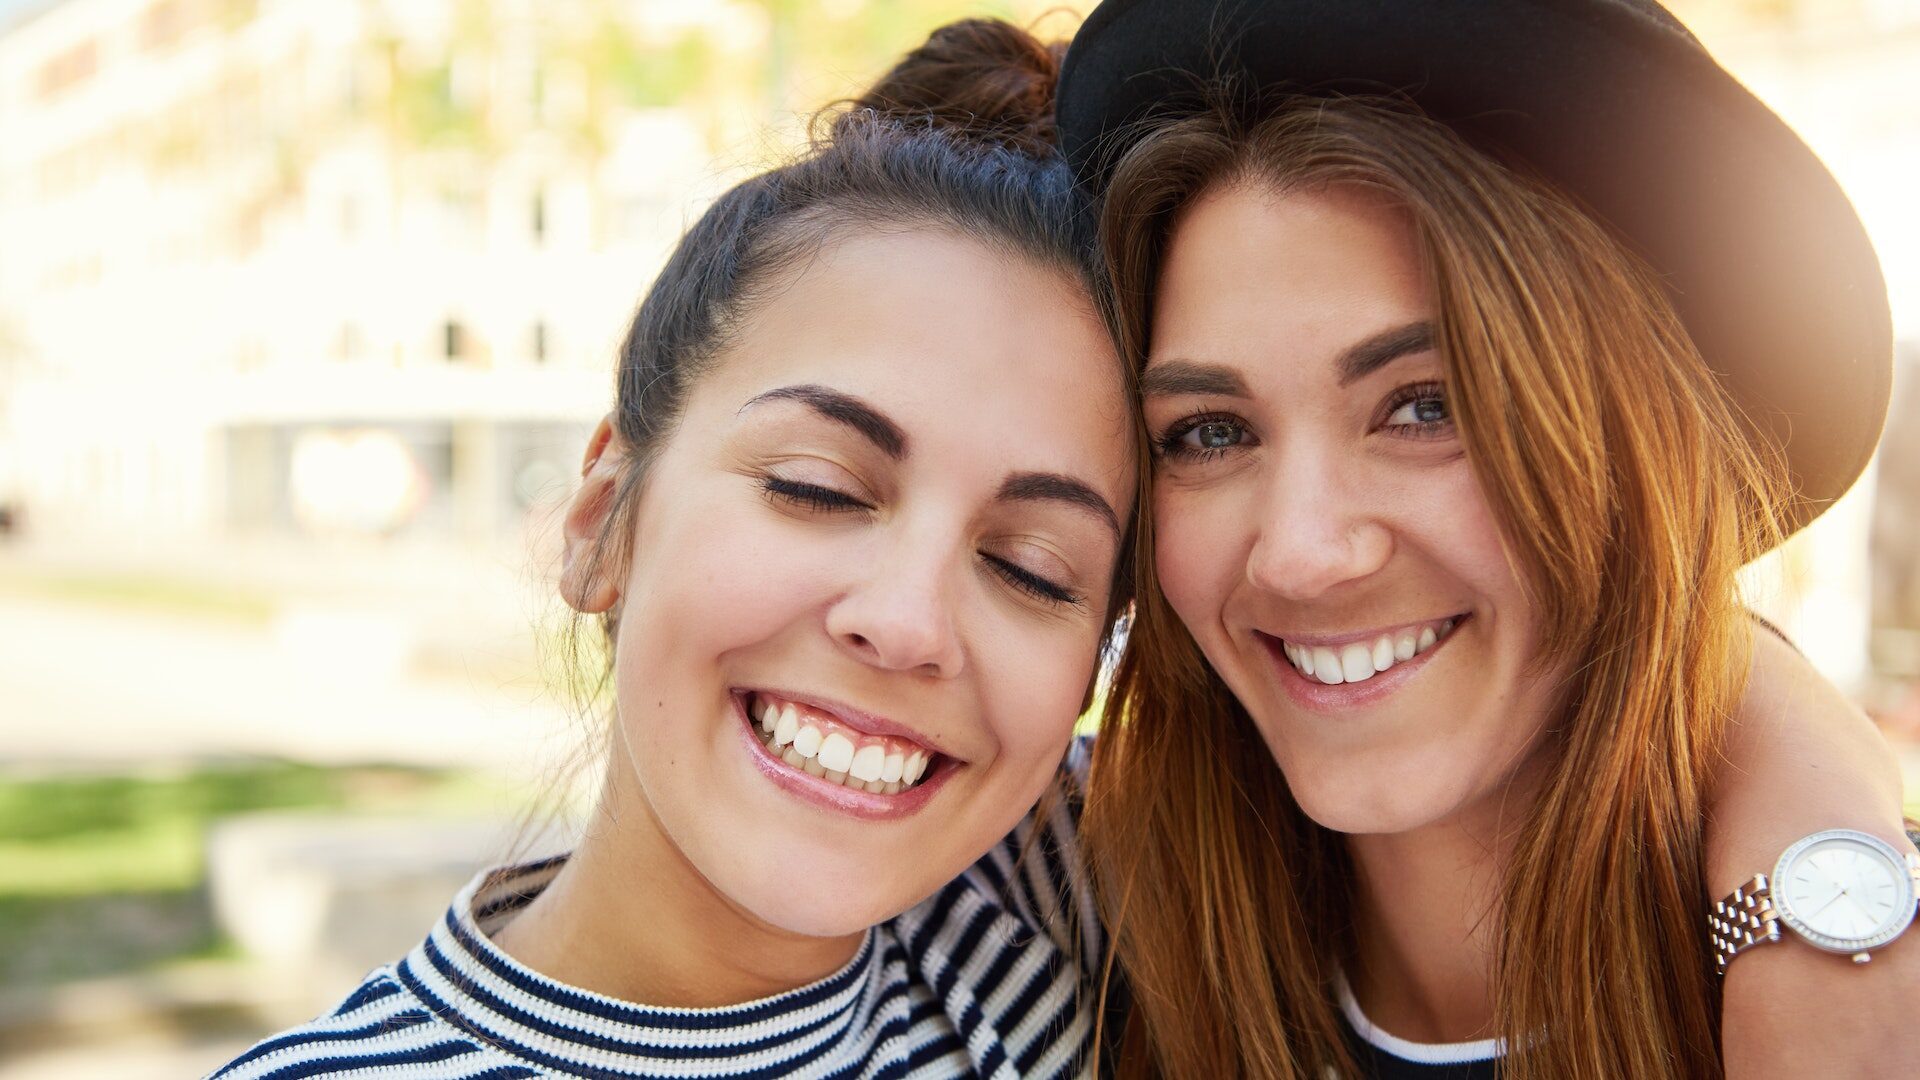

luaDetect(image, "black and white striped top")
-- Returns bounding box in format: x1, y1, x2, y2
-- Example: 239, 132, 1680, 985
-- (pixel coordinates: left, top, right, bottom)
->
207, 756, 1102, 1079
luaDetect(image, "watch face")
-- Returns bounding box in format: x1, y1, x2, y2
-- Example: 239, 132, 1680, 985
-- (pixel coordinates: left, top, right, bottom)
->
1773, 831, 1917, 953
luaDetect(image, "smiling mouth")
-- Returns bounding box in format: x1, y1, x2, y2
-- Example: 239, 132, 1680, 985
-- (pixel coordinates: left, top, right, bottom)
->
1271, 614, 1467, 685
743, 691, 939, 795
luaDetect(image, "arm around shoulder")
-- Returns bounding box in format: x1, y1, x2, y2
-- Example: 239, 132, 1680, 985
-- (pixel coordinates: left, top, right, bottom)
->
1712, 627, 1920, 1079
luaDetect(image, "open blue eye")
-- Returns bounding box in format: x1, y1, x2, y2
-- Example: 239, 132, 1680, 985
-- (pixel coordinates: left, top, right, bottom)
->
1185, 420, 1247, 450
1381, 382, 1453, 435
1156, 412, 1255, 461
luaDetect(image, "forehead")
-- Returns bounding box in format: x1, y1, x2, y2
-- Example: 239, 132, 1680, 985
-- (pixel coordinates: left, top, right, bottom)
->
706, 227, 1133, 488
1152, 183, 1430, 374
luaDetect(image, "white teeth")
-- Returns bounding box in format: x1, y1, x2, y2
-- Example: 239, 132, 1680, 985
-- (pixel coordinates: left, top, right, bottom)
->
793, 724, 822, 758
1340, 643, 1375, 683
849, 744, 885, 783
1312, 647, 1343, 684
753, 698, 935, 792
1370, 636, 1395, 673
1395, 631, 1418, 662
1283, 618, 1460, 683
818, 733, 855, 773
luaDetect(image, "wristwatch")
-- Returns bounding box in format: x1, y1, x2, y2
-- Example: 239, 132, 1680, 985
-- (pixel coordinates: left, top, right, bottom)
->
1710, 828, 1920, 974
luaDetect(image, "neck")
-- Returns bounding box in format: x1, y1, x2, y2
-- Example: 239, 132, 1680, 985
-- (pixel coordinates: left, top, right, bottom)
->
491, 732, 864, 1008
1342, 756, 1549, 1045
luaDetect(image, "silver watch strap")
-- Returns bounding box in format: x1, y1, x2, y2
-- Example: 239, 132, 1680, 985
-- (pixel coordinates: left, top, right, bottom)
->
1710, 873, 1781, 975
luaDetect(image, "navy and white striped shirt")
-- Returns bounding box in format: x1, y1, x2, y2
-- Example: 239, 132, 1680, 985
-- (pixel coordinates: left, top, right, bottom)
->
208, 756, 1102, 1079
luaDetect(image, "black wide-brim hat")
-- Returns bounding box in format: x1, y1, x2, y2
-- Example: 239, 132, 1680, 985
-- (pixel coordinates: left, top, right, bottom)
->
1057, 0, 1892, 535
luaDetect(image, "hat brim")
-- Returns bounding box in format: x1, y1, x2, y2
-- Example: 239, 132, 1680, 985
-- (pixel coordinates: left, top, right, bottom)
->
1058, 0, 1892, 535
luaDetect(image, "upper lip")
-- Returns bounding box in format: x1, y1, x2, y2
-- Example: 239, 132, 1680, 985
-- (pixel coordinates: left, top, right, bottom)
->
739, 686, 961, 761
1255, 614, 1466, 650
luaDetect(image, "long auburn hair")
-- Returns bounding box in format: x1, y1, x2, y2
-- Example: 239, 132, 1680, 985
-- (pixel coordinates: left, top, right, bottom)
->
1084, 94, 1789, 1079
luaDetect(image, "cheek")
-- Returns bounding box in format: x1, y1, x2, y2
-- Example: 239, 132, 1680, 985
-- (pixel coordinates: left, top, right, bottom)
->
1151, 483, 1247, 635
614, 481, 841, 718
981, 626, 1102, 760
1421, 466, 1538, 647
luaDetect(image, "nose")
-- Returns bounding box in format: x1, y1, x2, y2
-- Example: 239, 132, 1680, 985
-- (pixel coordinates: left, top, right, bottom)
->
825, 533, 966, 679
1244, 449, 1392, 601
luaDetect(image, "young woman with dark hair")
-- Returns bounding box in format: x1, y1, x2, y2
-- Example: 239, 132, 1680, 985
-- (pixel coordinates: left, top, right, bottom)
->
209, 22, 1130, 1079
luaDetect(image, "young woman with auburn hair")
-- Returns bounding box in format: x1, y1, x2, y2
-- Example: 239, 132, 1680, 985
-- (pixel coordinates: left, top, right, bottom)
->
1054, 1, 1920, 1077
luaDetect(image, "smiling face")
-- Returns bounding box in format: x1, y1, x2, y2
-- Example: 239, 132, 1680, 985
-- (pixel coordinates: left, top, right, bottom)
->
596, 228, 1131, 937
1144, 182, 1567, 836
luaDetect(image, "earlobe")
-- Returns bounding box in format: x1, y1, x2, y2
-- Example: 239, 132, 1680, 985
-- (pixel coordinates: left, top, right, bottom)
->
560, 415, 626, 614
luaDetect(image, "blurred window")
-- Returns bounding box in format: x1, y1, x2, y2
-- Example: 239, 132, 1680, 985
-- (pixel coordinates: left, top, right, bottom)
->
141, 1, 193, 52
36, 40, 98, 102
443, 320, 468, 363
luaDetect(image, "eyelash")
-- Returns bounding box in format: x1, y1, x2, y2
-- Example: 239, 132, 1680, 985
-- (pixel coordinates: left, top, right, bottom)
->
982, 553, 1083, 607
1378, 381, 1453, 438
761, 476, 872, 513
1154, 381, 1456, 461
761, 476, 1083, 608
1153, 411, 1249, 463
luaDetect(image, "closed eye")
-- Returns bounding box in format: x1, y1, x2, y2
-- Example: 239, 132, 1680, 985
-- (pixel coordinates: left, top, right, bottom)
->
981, 552, 1081, 607
761, 476, 872, 512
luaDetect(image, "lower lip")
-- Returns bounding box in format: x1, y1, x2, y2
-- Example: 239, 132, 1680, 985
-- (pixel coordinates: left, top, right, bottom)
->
1260, 617, 1467, 713
730, 693, 953, 821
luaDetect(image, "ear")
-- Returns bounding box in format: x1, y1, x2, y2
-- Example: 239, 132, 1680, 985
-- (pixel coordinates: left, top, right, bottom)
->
559, 415, 626, 614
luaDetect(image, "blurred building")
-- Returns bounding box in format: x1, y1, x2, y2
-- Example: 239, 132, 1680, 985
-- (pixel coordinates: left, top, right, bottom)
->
1668, 0, 1920, 691
0, 0, 1914, 682
0, 0, 764, 546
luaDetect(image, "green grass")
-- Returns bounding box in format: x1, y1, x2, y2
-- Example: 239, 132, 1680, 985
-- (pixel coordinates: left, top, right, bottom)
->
0, 761, 490, 985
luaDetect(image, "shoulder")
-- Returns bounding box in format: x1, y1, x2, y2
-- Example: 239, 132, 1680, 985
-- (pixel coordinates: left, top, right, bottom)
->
204, 968, 526, 1080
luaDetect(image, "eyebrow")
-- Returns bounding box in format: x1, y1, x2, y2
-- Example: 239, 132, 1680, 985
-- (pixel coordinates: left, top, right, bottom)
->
998, 472, 1122, 541
1138, 361, 1250, 398
1338, 320, 1434, 386
1141, 321, 1437, 397
739, 384, 907, 459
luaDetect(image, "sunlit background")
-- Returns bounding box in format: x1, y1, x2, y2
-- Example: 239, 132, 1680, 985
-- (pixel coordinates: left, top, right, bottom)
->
0, 1, 1915, 1075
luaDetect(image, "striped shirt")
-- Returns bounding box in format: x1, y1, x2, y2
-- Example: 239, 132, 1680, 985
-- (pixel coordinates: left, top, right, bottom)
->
207, 753, 1102, 1079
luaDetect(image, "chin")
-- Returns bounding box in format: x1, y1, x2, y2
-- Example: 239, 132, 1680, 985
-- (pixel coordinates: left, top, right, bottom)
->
708, 851, 910, 939
1269, 739, 1482, 837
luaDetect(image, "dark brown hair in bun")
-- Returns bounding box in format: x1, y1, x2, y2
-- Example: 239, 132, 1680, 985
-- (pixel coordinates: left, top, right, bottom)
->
841, 18, 1067, 155
570, 18, 1124, 674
